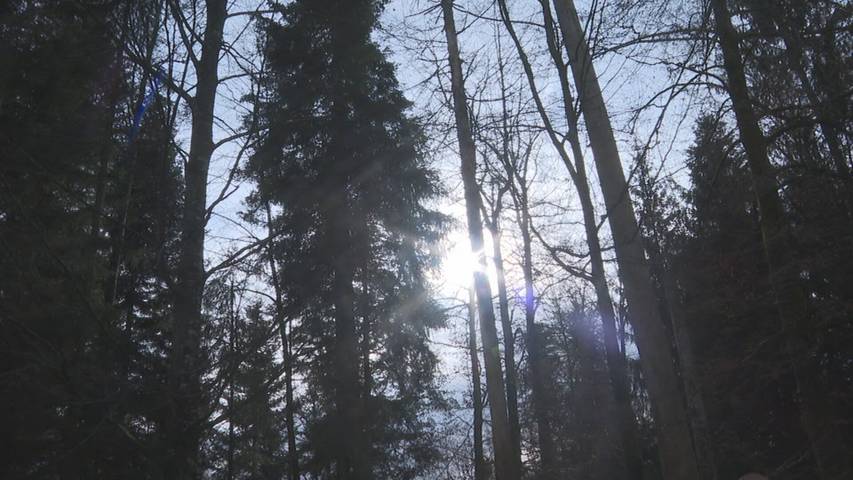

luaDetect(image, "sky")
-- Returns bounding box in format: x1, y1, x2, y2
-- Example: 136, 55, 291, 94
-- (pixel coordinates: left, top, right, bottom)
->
177, 0, 707, 428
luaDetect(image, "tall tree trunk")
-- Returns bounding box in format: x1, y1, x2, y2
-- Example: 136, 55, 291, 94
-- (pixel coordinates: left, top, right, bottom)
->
226, 282, 237, 480
659, 270, 715, 480
468, 286, 486, 480
327, 13, 367, 476
489, 222, 522, 461
498, 1, 644, 476
515, 187, 558, 479
440, 2, 519, 478
635, 175, 717, 480
166, 1, 226, 478
490, 45, 523, 463
710, 0, 851, 477
551, 1, 702, 478
264, 204, 299, 480
283, 321, 299, 480
360, 264, 373, 474
329, 207, 365, 480
89, 63, 123, 287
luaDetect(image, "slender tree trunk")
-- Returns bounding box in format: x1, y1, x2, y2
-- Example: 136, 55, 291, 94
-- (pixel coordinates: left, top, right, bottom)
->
543, 3, 646, 474
226, 403, 235, 480
498, 1, 644, 476
584, 208, 646, 480
639, 207, 716, 480
710, 1, 851, 477
226, 283, 237, 480
327, 14, 367, 476
573, 311, 623, 480
551, 1, 702, 478
89, 66, 123, 286
90, 149, 110, 280
166, 1, 226, 478
660, 271, 715, 480
489, 224, 522, 461
468, 286, 486, 480
359, 265, 373, 475
283, 321, 299, 480
491, 46, 523, 463
329, 208, 365, 480
515, 188, 558, 479
361, 272, 372, 403
94, 8, 158, 283
264, 203, 299, 480
441, 2, 518, 478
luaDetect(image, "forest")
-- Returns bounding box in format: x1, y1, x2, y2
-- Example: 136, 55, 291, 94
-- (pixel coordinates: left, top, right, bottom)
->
1, 0, 851, 479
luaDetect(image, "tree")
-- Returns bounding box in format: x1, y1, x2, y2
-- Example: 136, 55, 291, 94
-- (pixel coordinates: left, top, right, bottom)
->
246, 1, 447, 477
263, 202, 300, 480
675, 115, 808, 478
161, 1, 228, 476
440, 1, 520, 478
472, 42, 558, 473
468, 286, 487, 480
550, 0, 703, 477
0, 2, 182, 477
632, 147, 717, 480
495, 1, 644, 475
206, 286, 286, 480
709, 0, 850, 476
478, 167, 522, 466
3, 0, 851, 478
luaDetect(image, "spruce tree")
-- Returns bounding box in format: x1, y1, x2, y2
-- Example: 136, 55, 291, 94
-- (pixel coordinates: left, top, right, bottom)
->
246, 1, 447, 477
674, 116, 818, 478
0, 2, 181, 478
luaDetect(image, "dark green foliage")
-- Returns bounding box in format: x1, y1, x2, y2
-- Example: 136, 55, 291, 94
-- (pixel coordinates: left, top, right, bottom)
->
675, 117, 810, 477
628, 2, 853, 474
648, 112, 852, 478
204, 282, 287, 480
244, 0, 448, 477
534, 296, 661, 479
0, 2, 181, 478
0, 2, 124, 477
674, 1, 853, 471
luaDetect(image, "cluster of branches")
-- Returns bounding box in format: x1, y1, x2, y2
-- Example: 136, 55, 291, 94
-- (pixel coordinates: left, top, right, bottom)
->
415, 0, 852, 479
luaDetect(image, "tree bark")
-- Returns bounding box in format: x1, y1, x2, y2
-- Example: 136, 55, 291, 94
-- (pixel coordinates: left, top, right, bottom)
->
551, 1, 702, 478
573, 310, 623, 480
166, 1, 227, 478
283, 321, 299, 480
441, 2, 519, 478
468, 286, 486, 480
710, 0, 851, 477
660, 272, 715, 480
359, 264, 373, 474
488, 217, 522, 462
329, 206, 365, 480
226, 283, 237, 480
326, 11, 368, 477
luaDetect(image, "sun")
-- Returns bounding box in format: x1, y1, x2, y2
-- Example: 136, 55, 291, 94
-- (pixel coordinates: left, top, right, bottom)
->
435, 227, 499, 300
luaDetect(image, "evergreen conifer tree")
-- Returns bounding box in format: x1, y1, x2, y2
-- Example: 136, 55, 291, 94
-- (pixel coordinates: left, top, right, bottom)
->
245, 1, 447, 477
